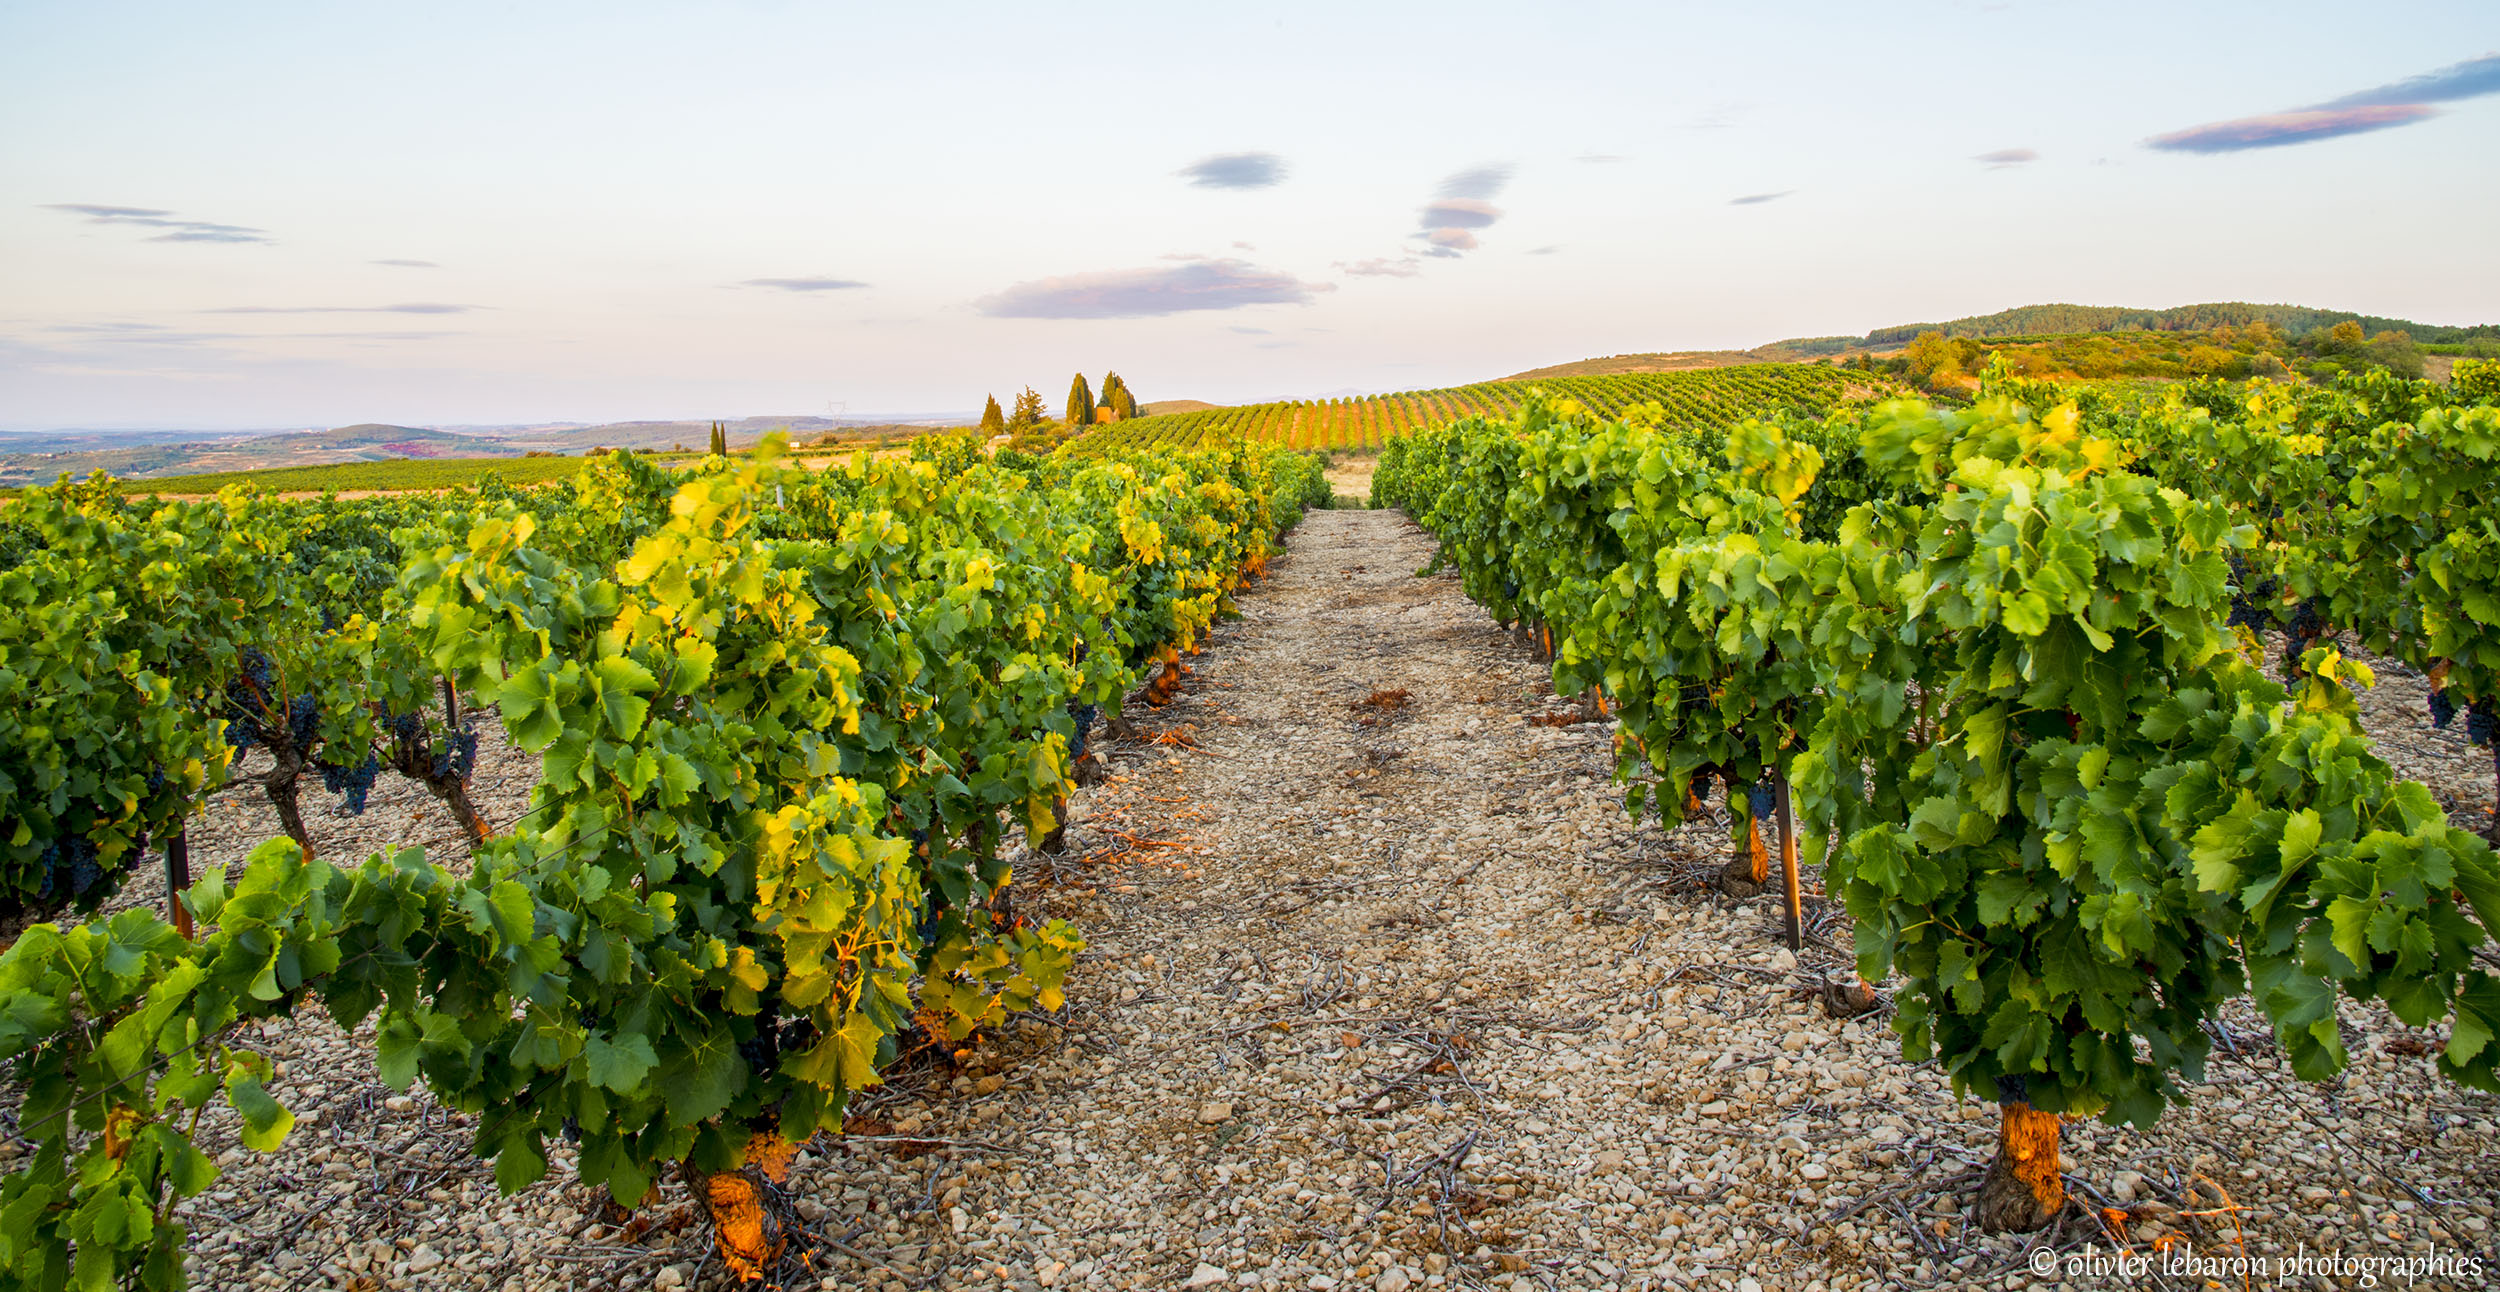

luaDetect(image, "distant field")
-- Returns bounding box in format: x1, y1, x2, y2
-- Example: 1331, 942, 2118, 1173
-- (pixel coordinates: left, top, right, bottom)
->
1499, 350, 1765, 380
1073, 364, 1882, 454
4, 432, 930, 498
107, 454, 606, 496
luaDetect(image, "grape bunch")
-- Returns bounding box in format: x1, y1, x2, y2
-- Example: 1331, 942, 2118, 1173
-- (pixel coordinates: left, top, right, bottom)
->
222, 647, 277, 750
736, 1014, 783, 1076
1746, 780, 1777, 822
35, 834, 104, 902
2469, 699, 2497, 749
2280, 599, 2329, 674
2430, 688, 2458, 730
319, 753, 381, 814
287, 694, 320, 752
1067, 702, 1099, 761
2224, 553, 2277, 633
385, 710, 480, 781
435, 728, 479, 781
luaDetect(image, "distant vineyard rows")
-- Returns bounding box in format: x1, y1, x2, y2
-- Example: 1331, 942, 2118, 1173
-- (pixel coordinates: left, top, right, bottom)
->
1073, 364, 1880, 453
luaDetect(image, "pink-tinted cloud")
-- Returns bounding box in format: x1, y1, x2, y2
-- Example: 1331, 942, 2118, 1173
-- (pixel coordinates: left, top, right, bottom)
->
1336, 257, 1421, 278
1419, 197, 1502, 230
2146, 52, 2498, 153
2146, 104, 2435, 153
976, 259, 1329, 319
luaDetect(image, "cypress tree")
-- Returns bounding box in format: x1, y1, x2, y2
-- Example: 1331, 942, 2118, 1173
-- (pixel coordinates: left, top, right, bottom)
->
709, 421, 727, 455
979, 394, 1006, 435
1010, 387, 1047, 430
1101, 371, 1140, 421
1065, 374, 1096, 430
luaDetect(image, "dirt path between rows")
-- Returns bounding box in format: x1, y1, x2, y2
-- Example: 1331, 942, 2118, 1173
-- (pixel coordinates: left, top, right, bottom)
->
52, 510, 2498, 1292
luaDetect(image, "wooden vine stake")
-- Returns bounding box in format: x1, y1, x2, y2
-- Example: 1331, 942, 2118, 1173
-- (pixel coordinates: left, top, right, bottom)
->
164, 831, 192, 939
1976, 1076, 2064, 1231
1775, 772, 1802, 952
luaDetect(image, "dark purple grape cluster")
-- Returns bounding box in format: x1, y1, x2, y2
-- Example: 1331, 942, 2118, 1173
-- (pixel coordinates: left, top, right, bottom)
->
223, 647, 277, 750
1067, 702, 1099, 760
2430, 688, 2458, 730
2280, 600, 2329, 674
433, 729, 479, 781
2469, 700, 2497, 749
736, 1014, 782, 1075
2224, 554, 2275, 632
36, 834, 104, 900
319, 753, 380, 814
1746, 780, 1776, 821
287, 694, 320, 751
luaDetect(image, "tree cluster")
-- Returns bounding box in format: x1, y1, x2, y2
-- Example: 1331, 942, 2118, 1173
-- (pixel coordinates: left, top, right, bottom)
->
971, 373, 1147, 453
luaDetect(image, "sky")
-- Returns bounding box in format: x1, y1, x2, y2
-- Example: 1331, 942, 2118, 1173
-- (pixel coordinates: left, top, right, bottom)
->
2, 1, 2497, 431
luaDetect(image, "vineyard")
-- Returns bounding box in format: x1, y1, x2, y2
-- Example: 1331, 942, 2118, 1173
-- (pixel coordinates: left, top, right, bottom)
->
0, 436, 1330, 1289
1374, 363, 2500, 1228
2, 365, 2499, 1291
1072, 364, 1880, 455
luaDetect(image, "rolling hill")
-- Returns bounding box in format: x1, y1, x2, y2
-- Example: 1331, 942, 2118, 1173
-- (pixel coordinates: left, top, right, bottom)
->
1756, 301, 2500, 359
0, 414, 939, 488
1074, 364, 1885, 454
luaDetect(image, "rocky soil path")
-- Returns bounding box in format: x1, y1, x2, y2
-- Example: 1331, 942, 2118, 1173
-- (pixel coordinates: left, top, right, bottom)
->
797, 511, 2497, 1292
22, 509, 2497, 1292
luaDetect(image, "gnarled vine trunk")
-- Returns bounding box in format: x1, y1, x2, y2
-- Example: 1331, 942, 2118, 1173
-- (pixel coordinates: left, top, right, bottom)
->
263, 749, 315, 859
1976, 1080, 2064, 1232
1720, 805, 1770, 898
687, 1164, 789, 1283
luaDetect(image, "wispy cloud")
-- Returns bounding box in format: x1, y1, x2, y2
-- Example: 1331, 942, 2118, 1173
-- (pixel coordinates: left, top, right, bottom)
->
2314, 52, 2500, 109
1526, 245, 1561, 255
1974, 147, 2039, 167
31, 323, 460, 347
976, 259, 1329, 319
1437, 165, 1513, 200
1179, 152, 1288, 189
1335, 257, 1422, 278
2148, 104, 2434, 153
48, 327, 245, 347
1419, 197, 1502, 230
1730, 191, 1791, 205
43, 203, 272, 244
1413, 165, 1513, 258
371, 258, 439, 269
2147, 52, 2500, 153
204, 303, 481, 315
283, 330, 465, 342
737, 277, 869, 292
